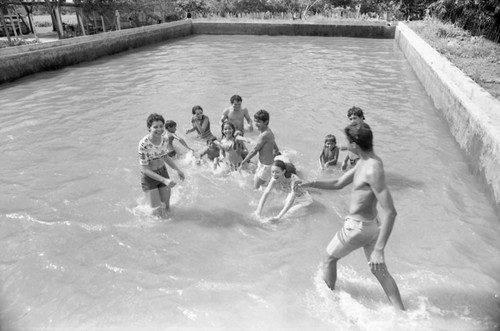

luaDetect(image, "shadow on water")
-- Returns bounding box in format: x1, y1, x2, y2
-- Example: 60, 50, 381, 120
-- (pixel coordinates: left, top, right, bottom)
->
385, 171, 426, 192
170, 200, 327, 230
171, 206, 262, 229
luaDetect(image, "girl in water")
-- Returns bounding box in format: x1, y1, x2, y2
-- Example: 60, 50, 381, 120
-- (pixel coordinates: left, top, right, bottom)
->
215, 121, 250, 171
256, 159, 313, 222
138, 113, 185, 216
185, 105, 215, 141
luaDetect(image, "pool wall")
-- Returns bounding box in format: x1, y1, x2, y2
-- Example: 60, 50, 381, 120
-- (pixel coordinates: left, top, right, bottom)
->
0, 20, 192, 84
395, 23, 500, 210
192, 21, 394, 38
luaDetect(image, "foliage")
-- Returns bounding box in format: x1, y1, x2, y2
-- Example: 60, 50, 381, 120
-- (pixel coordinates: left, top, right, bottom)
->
429, 0, 500, 42
0, 36, 38, 47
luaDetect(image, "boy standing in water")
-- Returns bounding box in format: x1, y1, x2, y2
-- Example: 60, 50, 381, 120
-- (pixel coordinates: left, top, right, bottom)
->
220, 95, 254, 134
300, 122, 405, 310
239, 109, 280, 189
164, 120, 194, 157
341, 106, 365, 171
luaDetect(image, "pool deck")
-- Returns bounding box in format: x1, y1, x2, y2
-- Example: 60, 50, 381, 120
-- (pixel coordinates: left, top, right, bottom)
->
1, 19, 499, 211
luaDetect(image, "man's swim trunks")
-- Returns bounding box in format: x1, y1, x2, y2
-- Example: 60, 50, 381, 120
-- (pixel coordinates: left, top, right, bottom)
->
326, 216, 379, 259
141, 166, 169, 192
256, 161, 273, 182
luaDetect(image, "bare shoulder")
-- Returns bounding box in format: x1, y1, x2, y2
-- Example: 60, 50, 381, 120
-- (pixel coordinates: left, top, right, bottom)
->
364, 156, 386, 185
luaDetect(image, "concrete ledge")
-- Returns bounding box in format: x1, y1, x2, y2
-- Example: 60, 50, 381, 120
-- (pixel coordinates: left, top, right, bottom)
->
192, 21, 395, 38
0, 20, 192, 84
395, 22, 500, 210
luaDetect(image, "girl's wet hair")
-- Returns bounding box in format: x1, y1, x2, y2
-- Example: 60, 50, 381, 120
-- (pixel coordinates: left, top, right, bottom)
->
146, 113, 165, 128
273, 160, 296, 178
221, 121, 236, 138
192, 105, 203, 114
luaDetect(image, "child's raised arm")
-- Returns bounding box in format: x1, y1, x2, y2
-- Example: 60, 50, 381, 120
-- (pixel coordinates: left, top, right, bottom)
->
172, 132, 194, 152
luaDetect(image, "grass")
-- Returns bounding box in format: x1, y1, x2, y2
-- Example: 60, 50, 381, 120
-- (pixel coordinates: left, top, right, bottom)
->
407, 17, 500, 99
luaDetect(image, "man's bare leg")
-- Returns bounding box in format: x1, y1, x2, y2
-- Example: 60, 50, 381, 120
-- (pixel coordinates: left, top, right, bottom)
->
371, 264, 405, 310
323, 255, 339, 290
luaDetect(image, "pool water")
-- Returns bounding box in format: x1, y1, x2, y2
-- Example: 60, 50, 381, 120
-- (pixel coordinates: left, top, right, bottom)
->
0, 34, 499, 330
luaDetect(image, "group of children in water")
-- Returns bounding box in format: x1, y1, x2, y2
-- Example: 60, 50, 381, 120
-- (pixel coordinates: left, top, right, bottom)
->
138, 94, 366, 220
138, 99, 408, 310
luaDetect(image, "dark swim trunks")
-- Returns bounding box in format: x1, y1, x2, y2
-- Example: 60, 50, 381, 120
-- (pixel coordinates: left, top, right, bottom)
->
141, 166, 169, 192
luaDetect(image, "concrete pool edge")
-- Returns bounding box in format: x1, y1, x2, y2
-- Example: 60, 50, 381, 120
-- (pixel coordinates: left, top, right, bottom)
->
0, 20, 192, 84
395, 23, 500, 210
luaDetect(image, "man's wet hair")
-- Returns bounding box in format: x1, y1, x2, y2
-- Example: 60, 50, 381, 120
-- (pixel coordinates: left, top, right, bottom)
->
254, 109, 269, 124
344, 122, 373, 151
146, 113, 165, 129
347, 106, 365, 120
230, 95, 242, 104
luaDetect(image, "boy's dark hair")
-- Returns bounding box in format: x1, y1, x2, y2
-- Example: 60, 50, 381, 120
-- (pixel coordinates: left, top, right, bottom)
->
344, 122, 373, 151
165, 120, 176, 128
192, 105, 203, 114
254, 109, 269, 124
347, 106, 365, 120
207, 137, 217, 145
325, 134, 336, 144
146, 113, 165, 129
230, 95, 242, 104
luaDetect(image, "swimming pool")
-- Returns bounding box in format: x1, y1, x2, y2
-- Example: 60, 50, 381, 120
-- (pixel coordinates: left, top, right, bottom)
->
0, 35, 498, 330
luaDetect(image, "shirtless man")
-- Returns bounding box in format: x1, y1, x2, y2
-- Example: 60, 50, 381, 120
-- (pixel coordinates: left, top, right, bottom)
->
238, 109, 279, 189
220, 95, 253, 134
300, 122, 405, 310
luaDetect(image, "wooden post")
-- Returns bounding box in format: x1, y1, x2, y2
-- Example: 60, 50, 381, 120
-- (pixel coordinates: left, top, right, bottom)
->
29, 13, 39, 42
54, 6, 64, 39
0, 11, 11, 42
9, 11, 18, 37
15, 11, 23, 37
101, 15, 106, 32
115, 10, 120, 30
76, 9, 86, 36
